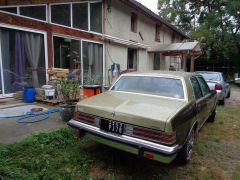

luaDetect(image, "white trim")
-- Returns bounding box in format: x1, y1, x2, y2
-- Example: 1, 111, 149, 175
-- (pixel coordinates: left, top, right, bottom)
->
80, 40, 84, 85
0, 30, 4, 96
88, 2, 91, 32
70, 3, 73, 28
0, 23, 48, 96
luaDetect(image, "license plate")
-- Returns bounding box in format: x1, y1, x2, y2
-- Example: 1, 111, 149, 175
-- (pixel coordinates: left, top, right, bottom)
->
100, 119, 124, 135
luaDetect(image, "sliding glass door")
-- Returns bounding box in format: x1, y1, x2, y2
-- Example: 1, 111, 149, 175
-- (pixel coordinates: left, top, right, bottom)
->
53, 35, 103, 84
0, 26, 46, 96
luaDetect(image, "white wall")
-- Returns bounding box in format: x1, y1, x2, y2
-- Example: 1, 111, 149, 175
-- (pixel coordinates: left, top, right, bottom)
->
104, 0, 185, 84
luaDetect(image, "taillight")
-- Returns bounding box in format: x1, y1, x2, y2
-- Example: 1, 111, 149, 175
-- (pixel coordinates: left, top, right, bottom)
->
133, 127, 176, 145
215, 84, 222, 90
74, 112, 95, 125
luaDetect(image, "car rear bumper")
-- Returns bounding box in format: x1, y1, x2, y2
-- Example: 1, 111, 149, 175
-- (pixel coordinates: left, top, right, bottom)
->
68, 119, 179, 163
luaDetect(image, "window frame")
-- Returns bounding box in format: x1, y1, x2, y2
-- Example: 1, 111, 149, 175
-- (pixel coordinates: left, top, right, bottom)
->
196, 76, 211, 96
49, 1, 103, 34
0, 4, 47, 22
190, 76, 204, 100
52, 34, 104, 85
0, 23, 49, 96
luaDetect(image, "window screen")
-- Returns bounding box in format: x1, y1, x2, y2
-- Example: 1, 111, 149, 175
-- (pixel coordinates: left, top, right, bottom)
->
90, 3, 102, 33
191, 77, 203, 100
72, 3, 88, 31
51, 4, 71, 26
20, 5, 46, 21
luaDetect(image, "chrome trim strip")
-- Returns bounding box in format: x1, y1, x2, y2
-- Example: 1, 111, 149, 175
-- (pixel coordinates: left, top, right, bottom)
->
68, 120, 179, 155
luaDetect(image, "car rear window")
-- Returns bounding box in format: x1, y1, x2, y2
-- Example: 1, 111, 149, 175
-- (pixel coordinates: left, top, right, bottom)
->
200, 73, 221, 81
111, 76, 184, 99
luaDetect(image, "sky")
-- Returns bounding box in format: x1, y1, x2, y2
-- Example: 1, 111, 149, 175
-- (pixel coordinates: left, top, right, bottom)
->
136, 0, 159, 14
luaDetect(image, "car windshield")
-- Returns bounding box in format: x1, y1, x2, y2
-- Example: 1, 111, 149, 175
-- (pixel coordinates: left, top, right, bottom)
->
111, 76, 184, 99
200, 73, 221, 81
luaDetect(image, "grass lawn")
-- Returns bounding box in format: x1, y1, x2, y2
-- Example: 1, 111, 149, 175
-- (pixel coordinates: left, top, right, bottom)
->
1, 95, 240, 179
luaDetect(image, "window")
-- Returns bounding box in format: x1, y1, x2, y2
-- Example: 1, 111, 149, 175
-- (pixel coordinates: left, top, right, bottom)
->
111, 76, 184, 99
131, 12, 137, 33
53, 36, 81, 80
128, 48, 137, 70
199, 72, 221, 82
191, 77, 203, 100
153, 53, 160, 70
155, 25, 161, 42
0, 7, 17, 14
20, 5, 46, 21
82, 41, 103, 84
90, 3, 102, 33
197, 76, 210, 96
0, 27, 46, 94
73, 3, 88, 31
51, 4, 71, 26
50, 2, 102, 33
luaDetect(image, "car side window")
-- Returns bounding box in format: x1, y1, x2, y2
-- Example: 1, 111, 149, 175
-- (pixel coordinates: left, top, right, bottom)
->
190, 77, 203, 100
197, 76, 211, 96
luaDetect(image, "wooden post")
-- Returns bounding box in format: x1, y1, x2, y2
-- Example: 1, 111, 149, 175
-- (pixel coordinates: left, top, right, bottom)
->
190, 55, 195, 72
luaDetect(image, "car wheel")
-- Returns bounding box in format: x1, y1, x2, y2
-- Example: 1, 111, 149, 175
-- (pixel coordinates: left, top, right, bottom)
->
207, 108, 216, 123
219, 99, 225, 105
226, 90, 231, 99
177, 130, 195, 165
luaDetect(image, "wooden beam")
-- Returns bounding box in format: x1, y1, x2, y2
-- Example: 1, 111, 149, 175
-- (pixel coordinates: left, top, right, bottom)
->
190, 55, 195, 72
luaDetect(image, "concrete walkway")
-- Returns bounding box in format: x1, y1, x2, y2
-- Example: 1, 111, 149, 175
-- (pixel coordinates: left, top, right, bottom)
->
0, 103, 65, 144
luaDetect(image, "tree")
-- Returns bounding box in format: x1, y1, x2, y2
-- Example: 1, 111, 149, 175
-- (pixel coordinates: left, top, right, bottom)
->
158, 0, 240, 73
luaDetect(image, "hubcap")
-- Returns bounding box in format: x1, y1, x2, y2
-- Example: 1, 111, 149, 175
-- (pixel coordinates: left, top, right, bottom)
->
186, 131, 194, 160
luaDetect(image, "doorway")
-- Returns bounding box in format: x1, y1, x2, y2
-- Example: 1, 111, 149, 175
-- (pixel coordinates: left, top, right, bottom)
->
127, 48, 138, 70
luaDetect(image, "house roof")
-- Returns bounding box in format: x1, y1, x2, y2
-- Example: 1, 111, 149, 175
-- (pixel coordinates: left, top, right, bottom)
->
119, 0, 189, 39
148, 41, 203, 56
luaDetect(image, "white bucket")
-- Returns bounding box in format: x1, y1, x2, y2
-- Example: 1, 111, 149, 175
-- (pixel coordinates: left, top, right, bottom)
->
44, 89, 55, 99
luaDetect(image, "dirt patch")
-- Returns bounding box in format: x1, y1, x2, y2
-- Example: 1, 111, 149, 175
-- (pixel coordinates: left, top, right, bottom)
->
225, 89, 240, 107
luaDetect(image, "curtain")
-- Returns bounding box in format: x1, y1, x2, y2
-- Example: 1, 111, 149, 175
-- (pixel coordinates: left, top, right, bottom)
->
24, 33, 42, 87
13, 31, 25, 91
88, 43, 93, 78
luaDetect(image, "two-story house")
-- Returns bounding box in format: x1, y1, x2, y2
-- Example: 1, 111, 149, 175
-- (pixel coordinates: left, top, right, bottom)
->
0, 0, 195, 97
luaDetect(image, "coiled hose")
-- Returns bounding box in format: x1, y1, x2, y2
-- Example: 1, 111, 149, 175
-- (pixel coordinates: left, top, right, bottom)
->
0, 108, 61, 124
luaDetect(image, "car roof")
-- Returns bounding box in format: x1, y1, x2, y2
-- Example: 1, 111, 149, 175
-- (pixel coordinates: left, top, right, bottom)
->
122, 71, 194, 78
196, 71, 222, 74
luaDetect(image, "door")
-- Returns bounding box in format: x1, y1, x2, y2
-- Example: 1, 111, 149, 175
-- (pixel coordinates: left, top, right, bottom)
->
190, 76, 207, 128
0, 27, 47, 96
128, 48, 137, 70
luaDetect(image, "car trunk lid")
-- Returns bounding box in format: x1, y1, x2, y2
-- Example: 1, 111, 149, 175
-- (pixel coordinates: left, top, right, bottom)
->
76, 92, 187, 131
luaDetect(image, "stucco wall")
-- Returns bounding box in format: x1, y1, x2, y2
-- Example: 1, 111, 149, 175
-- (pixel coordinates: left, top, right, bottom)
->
104, 0, 184, 84
105, 0, 173, 47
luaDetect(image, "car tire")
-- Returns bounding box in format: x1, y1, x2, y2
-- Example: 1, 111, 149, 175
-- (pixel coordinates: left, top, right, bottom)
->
219, 99, 225, 105
207, 108, 216, 123
226, 90, 231, 99
177, 130, 195, 165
